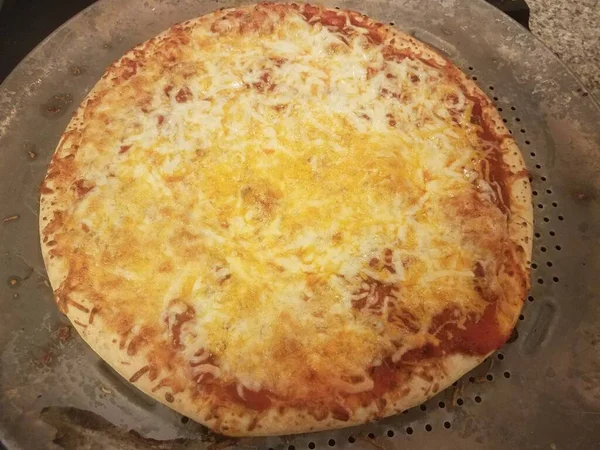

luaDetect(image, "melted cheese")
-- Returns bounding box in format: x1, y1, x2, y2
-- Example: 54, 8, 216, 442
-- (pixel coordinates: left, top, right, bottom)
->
58, 8, 504, 397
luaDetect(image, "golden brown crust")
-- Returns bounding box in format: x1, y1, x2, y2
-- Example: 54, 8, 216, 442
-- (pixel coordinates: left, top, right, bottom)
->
40, 2, 532, 436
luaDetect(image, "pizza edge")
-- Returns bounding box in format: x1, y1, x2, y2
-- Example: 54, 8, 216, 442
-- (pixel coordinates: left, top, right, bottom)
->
38, 298, 485, 436
39, 2, 533, 437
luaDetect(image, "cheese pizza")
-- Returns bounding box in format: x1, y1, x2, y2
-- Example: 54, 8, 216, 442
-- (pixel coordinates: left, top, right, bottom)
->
40, 2, 532, 436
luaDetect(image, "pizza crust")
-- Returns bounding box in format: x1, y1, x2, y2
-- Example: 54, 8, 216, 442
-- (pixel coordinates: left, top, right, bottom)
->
40, 3, 532, 436
59, 300, 483, 436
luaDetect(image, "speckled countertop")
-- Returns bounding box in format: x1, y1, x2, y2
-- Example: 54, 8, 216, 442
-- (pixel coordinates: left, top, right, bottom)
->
528, 0, 600, 99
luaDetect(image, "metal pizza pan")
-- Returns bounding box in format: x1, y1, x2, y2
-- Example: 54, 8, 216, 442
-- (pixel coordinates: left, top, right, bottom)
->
1, 0, 599, 448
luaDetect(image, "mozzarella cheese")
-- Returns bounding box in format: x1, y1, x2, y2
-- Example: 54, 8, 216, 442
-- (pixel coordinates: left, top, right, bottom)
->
58, 8, 504, 396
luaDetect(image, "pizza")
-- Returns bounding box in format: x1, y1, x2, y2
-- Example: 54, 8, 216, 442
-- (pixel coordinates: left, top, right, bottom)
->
40, 2, 532, 437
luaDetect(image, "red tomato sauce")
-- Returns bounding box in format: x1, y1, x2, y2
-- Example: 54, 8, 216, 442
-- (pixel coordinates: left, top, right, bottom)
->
401, 304, 507, 364
226, 384, 273, 411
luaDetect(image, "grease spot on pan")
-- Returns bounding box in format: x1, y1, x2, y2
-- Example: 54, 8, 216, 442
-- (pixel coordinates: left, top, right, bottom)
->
572, 187, 597, 204
2, 214, 20, 224
7, 266, 34, 288
40, 94, 73, 119
7, 276, 22, 288
24, 142, 38, 160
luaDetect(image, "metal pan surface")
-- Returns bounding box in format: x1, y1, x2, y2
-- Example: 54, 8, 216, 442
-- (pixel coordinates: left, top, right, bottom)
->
1, 0, 599, 448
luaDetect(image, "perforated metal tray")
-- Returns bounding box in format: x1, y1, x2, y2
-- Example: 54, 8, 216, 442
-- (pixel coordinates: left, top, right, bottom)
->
1, 0, 600, 449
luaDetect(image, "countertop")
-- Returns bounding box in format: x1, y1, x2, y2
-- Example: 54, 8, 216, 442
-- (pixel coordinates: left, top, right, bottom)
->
528, 0, 600, 99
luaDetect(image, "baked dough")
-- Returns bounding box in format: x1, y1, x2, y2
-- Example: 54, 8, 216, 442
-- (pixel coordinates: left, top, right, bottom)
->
40, 3, 532, 436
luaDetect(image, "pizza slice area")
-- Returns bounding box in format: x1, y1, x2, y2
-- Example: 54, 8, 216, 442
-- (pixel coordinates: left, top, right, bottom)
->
40, 2, 529, 432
